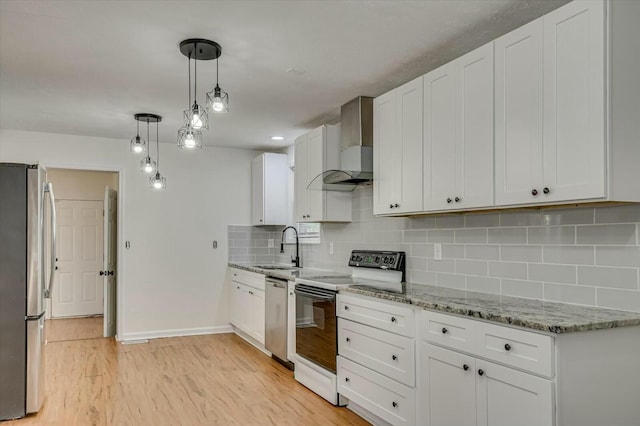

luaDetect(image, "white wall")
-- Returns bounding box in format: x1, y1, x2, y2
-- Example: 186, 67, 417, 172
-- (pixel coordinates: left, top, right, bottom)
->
0, 129, 259, 339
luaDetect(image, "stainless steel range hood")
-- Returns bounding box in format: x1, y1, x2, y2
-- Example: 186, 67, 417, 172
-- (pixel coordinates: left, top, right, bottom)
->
307, 96, 373, 191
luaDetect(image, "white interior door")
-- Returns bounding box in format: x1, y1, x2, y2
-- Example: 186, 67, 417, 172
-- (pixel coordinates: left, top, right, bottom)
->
103, 187, 117, 337
52, 200, 104, 318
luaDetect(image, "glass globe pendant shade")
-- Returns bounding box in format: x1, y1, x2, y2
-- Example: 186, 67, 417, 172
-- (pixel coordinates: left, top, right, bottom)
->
140, 156, 156, 174
184, 103, 208, 130
177, 126, 203, 150
130, 135, 146, 154
150, 172, 166, 190
206, 85, 229, 113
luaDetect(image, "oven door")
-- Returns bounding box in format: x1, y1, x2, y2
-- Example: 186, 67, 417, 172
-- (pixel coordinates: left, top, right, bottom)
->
294, 284, 338, 373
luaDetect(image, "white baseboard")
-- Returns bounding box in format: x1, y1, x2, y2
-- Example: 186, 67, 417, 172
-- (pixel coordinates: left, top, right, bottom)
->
121, 325, 233, 342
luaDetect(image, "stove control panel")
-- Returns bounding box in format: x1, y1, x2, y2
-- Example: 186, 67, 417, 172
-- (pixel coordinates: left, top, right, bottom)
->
348, 250, 406, 271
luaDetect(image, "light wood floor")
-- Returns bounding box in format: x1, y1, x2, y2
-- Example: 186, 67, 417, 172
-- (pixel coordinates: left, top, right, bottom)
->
7, 333, 370, 426
45, 317, 104, 342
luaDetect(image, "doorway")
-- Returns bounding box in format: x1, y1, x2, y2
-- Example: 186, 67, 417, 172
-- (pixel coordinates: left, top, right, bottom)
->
45, 168, 119, 342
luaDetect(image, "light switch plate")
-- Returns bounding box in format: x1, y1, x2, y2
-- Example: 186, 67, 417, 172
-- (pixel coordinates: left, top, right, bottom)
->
434, 243, 442, 261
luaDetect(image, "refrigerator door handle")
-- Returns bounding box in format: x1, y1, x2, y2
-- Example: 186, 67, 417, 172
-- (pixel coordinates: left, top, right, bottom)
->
43, 182, 57, 299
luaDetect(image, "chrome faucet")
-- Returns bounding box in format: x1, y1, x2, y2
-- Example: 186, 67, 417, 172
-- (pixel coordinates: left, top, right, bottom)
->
280, 226, 301, 268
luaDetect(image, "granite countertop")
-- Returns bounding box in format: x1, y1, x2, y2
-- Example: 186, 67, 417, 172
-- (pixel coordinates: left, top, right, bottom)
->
228, 262, 349, 281
344, 283, 640, 334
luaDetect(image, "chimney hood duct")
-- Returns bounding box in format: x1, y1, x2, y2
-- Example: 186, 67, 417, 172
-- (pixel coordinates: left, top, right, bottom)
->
307, 96, 374, 191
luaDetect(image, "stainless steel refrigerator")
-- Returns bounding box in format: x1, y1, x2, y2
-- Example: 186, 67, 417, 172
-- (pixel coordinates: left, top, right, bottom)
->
0, 163, 57, 420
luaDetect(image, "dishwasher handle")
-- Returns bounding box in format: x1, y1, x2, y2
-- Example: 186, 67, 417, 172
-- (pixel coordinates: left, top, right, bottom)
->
266, 277, 288, 288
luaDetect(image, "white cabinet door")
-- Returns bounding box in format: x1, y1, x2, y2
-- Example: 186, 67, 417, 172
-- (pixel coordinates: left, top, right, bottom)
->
374, 77, 423, 215
250, 288, 265, 345
287, 281, 296, 361
229, 281, 242, 328
251, 155, 264, 225
495, 19, 544, 206
421, 343, 477, 426
307, 126, 325, 221
373, 89, 399, 215
542, 0, 605, 202
457, 43, 494, 209
424, 61, 457, 211
294, 133, 310, 222
476, 359, 553, 426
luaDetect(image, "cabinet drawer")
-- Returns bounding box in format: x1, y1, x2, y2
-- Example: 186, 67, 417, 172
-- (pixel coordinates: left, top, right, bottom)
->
337, 294, 415, 338
421, 310, 475, 354
230, 268, 265, 290
475, 322, 554, 377
338, 319, 415, 387
338, 356, 416, 426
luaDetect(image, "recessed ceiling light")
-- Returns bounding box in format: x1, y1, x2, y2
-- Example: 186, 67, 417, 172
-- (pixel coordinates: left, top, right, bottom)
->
271, 136, 284, 141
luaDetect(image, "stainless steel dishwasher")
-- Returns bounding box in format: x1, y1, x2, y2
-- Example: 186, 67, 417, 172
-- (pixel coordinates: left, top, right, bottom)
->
265, 276, 293, 369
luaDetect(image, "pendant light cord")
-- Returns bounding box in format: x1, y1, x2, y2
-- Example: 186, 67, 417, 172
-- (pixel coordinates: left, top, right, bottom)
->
188, 52, 192, 108
156, 120, 160, 169
194, 43, 197, 104
146, 119, 150, 155
216, 56, 219, 86
136, 118, 140, 137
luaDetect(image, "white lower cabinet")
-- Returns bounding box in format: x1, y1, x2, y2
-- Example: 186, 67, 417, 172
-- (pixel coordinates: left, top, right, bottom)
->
421, 343, 553, 426
287, 281, 296, 362
229, 268, 265, 346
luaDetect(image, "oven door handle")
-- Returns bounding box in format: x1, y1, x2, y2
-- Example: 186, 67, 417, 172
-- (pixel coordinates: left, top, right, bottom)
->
294, 288, 335, 301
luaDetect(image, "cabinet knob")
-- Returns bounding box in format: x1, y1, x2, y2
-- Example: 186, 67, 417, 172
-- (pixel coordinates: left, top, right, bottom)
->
394, 203, 399, 208
345, 377, 350, 383
391, 316, 397, 323
236, 286, 240, 289
344, 305, 349, 311
392, 354, 398, 361
346, 337, 351, 343
531, 189, 538, 196
259, 219, 263, 222
463, 364, 469, 371
543, 187, 550, 194
478, 369, 485, 376
392, 401, 398, 408
504, 343, 512, 351
289, 292, 293, 296
442, 327, 448, 334
454, 197, 461, 203
389, 204, 394, 209
446, 198, 452, 204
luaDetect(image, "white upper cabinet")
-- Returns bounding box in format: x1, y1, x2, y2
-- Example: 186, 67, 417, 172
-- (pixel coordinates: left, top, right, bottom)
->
496, 0, 608, 206
373, 76, 424, 215
294, 125, 352, 223
424, 42, 494, 211
252, 153, 287, 226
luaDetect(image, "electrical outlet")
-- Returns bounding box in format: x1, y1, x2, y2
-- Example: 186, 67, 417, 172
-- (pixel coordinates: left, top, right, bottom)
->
434, 243, 442, 261
329, 242, 334, 255
268, 239, 274, 248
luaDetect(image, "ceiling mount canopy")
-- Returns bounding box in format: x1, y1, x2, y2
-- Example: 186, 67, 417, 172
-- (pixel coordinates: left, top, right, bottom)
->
177, 38, 229, 149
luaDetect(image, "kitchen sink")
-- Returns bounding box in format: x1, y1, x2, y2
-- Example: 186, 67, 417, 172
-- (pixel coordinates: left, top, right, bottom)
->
253, 265, 297, 270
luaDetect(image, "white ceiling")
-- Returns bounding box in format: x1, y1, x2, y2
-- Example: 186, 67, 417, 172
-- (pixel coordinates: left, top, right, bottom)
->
0, 0, 569, 150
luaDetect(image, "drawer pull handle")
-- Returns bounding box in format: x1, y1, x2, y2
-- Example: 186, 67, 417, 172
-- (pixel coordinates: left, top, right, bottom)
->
392, 355, 397, 361
346, 337, 351, 343
391, 316, 397, 323
392, 401, 398, 408
441, 327, 448, 334
478, 369, 485, 376
344, 305, 349, 311
504, 343, 512, 351
345, 377, 350, 383
463, 364, 469, 371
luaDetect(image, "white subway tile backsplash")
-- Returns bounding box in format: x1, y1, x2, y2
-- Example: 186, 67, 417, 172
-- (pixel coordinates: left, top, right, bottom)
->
529, 264, 576, 284
436, 273, 466, 289
456, 259, 488, 276
595, 204, 640, 224
408, 216, 436, 229
466, 276, 501, 294
455, 228, 487, 244
502, 279, 544, 299
596, 288, 640, 312
442, 244, 465, 259
407, 256, 427, 271
501, 245, 542, 262
464, 213, 500, 228
435, 215, 465, 229
488, 228, 527, 244
408, 270, 437, 285
544, 283, 596, 306
466, 245, 500, 260
596, 246, 640, 267
543, 246, 594, 265
411, 244, 434, 258
576, 224, 637, 245
500, 211, 542, 227
428, 258, 456, 273
542, 207, 594, 226
404, 230, 427, 243
577, 266, 639, 290
427, 229, 455, 243
488, 261, 528, 279
528, 226, 576, 245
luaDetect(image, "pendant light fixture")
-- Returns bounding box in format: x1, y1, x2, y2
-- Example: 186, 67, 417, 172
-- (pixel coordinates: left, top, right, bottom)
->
149, 118, 166, 190
206, 55, 229, 113
177, 38, 226, 148
130, 117, 147, 154
139, 115, 157, 174
132, 113, 165, 189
